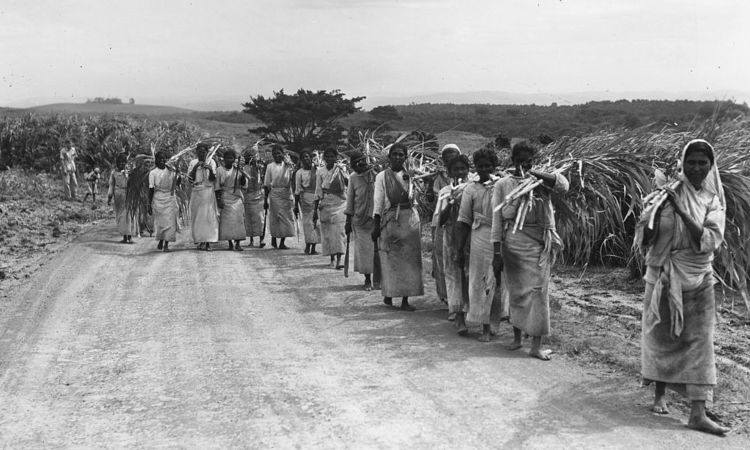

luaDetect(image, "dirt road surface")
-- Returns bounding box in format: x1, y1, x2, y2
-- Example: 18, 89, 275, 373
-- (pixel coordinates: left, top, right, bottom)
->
1, 225, 747, 449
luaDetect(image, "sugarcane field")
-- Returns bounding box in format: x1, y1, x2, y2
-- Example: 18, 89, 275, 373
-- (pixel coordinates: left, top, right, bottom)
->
2, 2, 750, 449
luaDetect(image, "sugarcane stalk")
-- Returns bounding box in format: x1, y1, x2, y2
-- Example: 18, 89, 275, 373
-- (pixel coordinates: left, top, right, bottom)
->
512, 195, 528, 234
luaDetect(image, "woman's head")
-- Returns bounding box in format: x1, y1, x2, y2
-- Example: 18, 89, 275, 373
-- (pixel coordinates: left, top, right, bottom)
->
682, 139, 714, 188
223, 149, 236, 168
472, 148, 498, 179
196, 143, 210, 161
299, 149, 313, 169
115, 153, 127, 170
447, 154, 470, 181
155, 151, 167, 169
441, 144, 460, 165
323, 147, 338, 167
388, 143, 407, 170
511, 140, 537, 172
271, 144, 285, 163
349, 151, 368, 174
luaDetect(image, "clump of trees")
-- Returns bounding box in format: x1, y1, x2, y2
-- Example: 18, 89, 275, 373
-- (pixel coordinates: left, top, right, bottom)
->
242, 89, 364, 152
86, 97, 124, 105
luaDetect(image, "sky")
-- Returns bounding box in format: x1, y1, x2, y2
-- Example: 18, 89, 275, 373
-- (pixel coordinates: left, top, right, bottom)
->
1, 0, 748, 108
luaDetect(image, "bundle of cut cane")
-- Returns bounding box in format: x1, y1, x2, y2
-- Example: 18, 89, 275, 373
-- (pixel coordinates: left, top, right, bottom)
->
493, 161, 575, 221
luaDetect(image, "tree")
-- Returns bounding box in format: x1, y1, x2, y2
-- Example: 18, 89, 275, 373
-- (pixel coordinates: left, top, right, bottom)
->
242, 89, 365, 151
370, 105, 402, 123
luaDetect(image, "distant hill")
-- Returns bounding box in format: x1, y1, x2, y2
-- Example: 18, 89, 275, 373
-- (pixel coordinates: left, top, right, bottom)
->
28, 103, 195, 116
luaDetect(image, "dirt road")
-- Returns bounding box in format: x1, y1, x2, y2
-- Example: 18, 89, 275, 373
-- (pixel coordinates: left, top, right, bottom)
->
0, 225, 747, 449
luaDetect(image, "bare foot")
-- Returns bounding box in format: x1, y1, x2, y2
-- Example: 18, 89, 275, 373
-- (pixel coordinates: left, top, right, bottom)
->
235, 245, 244, 251
278, 244, 290, 249
505, 341, 523, 351
478, 333, 491, 342
688, 416, 729, 435
400, 303, 416, 312
456, 324, 469, 336
529, 348, 552, 361
310, 250, 318, 255
447, 312, 456, 322
652, 396, 669, 415
383, 297, 392, 306
157, 241, 163, 250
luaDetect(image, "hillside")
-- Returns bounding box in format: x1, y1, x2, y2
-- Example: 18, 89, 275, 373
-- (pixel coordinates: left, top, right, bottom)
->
28, 103, 195, 116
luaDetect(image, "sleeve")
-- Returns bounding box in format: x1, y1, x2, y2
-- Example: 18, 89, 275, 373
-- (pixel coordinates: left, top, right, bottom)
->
294, 171, 303, 195
263, 164, 272, 189
314, 171, 323, 201
551, 172, 569, 193
148, 170, 156, 189
107, 172, 115, 197
345, 177, 356, 216
214, 166, 222, 191
431, 185, 449, 227
491, 181, 504, 243
373, 172, 385, 217
698, 195, 726, 253
457, 186, 473, 225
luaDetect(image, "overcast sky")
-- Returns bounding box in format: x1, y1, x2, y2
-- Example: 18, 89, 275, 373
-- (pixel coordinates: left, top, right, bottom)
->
1, 0, 748, 108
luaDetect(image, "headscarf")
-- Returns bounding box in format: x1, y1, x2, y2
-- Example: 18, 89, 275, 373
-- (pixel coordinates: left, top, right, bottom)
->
441, 144, 460, 158
349, 150, 366, 164
675, 139, 725, 216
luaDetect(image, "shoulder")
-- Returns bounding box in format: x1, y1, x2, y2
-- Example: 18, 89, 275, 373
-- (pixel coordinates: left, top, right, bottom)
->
438, 185, 452, 196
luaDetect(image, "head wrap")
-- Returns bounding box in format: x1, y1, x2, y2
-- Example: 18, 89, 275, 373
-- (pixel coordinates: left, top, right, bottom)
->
441, 144, 460, 157
349, 150, 366, 164
678, 139, 725, 209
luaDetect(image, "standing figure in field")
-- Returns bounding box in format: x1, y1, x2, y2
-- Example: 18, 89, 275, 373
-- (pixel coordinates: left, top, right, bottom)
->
372, 143, 423, 311
434, 154, 471, 334
294, 149, 321, 255
148, 151, 180, 252
431, 144, 461, 310
217, 149, 247, 251
314, 147, 348, 269
636, 139, 729, 435
345, 150, 376, 290
242, 151, 266, 248
263, 144, 296, 249
107, 154, 133, 243
491, 140, 568, 359
60, 144, 78, 200
83, 166, 101, 205
455, 149, 502, 342
188, 143, 220, 251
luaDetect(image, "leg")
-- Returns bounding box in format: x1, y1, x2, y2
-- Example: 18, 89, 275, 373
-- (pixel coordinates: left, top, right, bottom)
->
335, 253, 343, 269
127, 235, 133, 243
310, 244, 318, 255
383, 296, 393, 306
234, 240, 243, 251
205, 242, 212, 251
652, 382, 669, 414
279, 238, 289, 249
304, 243, 310, 254
478, 323, 492, 342
330, 255, 336, 268
455, 311, 468, 336
271, 237, 278, 248
120, 235, 128, 243
400, 297, 415, 312
259, 237, 265, 248
157, 240, 163, 250
506, 327, 523, 350
364, 274, 372, 291
688, 401, 729, 435
163, 241, 170, 252
84, 192, 90, 201
529, 336, 551, 360
228, 240, 234, 250
248, 237, 254, 247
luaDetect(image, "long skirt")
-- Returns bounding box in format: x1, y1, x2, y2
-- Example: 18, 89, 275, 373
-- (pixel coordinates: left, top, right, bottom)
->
190, 184, 219, 243
319, 196, 346, 255
112, 189, 133, 235
432, 226, 448, 300
268, 188, 295, 238
502, 230, 549, 336
152, 190, 178, 242
243, 189, 264, 238
466, 224, 502, 324
299, 192, 321, 244
641, 274, 716, 402
379, 208, 423, 298
443, 223, 469, 314
219, 191, 246, 241
352, 220, 374, 274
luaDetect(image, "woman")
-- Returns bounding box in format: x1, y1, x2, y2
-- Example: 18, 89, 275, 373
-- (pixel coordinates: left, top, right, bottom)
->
636, 139, 728, 435
314, 148, 348, 268
216, 149, 247, 251
242, 151, 266, 248
148, 151, 180, 252
435, 154, 471, 334
372, 143, 423, 311
295, 149, 322, 255
345, 150, 376, 290
432, 144, 461, 307
107, 154, 133, 243
455, 149, 502, 342
188, 143, 220, 251
263, 144, 296, 249
491, 140, 568, 359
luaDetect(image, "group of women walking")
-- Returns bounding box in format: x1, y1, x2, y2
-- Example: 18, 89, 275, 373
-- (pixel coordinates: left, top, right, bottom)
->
103, 137, 730, 435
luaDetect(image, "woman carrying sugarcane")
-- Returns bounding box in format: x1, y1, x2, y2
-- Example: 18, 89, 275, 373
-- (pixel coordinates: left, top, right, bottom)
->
635, 139, 729, 435
491, 140, 568, 359
314, 147, 349, 269
431, 144, 461, 309
345, 150, 376, 290
188, 142, 220, 251
147, 151, 180, 252
263, 144, 296, 249
217, 148, 247, 251
294, 149, 321, 255
371, 143, 422, 311
455, 148, 503, 342
242, 149, 266, 248
107, 153, 134, 243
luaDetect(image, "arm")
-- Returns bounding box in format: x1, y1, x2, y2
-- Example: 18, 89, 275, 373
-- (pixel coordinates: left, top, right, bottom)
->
371, 173, 385, 241
313, 171, 323, 222
454, 188, 473, 266
528, 169, 558, 188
